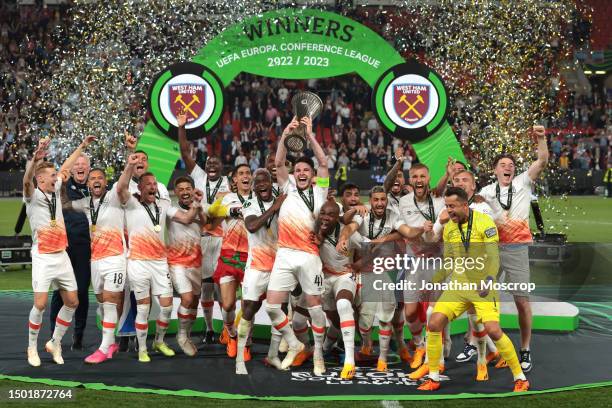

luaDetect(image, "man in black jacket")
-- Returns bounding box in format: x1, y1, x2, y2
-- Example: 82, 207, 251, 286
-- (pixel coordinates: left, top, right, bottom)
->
49, 153, 91, 350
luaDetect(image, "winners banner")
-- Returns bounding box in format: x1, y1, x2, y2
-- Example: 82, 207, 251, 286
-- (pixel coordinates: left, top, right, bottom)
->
142, 8, 466, 185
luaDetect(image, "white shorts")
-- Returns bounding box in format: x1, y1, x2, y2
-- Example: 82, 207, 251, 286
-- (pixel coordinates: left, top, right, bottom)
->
31, 248, 77, 293
269, 248, 324, 296
322, 274, 356, 311
402, 257, 437, 303
91, 255, 126, 294
127, 259, 173, 299
201, 235, 222, 280
169, 265, 201, 295
242, 268, 270, 302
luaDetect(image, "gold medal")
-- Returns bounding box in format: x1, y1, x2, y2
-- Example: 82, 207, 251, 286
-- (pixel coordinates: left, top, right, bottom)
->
267, 228, 273, 238
154, 225, 162, 232
91, 224, 96, 233
50, 220, 57, 227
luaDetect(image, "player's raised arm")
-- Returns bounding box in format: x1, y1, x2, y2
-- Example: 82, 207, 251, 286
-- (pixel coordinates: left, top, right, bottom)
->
177, 113, 196, 173
125, 130, 137, 155
59, 135, 96, 182
303, 117, 328, 179
527, 125, 549, 181
117, 153, 139, 204
433, 157, 455, 197
384, 147, 404, 193
275, 117, 299, 186
23, 138, 50, 199
245, 194, 286, 233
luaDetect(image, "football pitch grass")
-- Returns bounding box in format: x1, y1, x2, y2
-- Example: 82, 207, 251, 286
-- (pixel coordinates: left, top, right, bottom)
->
0, 196, 610, 407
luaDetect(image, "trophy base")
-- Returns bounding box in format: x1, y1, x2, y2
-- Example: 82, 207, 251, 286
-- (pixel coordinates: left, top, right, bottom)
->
284, 134, 307, 154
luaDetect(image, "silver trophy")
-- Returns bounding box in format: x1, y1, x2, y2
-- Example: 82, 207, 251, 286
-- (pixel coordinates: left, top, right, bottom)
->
284, 91, 323, 153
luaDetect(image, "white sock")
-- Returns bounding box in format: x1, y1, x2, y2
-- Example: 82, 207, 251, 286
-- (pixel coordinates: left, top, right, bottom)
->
268, 327, 282, 359
378, 321, 392, 362
292, 311, 310, 346
236, 318, 251, 363
424, 305, 433, 364
100, 302, 117, 353
177, 305, 191, 339
52, 306, 75, 343
469, 314, 487, 364
200, 281, 215, 331
336, 298, 355, 366
28, 306, 44, 348
266, 303, 299, 349
486, 335, 498, 353
359, 325, 372, 349
187, 308, 197, 338
308, 305, 326, 361
155, 305, 172, 344
467, 313, 477, 346
135, 303, 150, 352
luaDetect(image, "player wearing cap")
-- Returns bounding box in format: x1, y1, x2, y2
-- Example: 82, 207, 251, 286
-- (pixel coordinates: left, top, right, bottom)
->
117, 154, 201, 363
265, 117, 330, 375
24, 135, 96, 366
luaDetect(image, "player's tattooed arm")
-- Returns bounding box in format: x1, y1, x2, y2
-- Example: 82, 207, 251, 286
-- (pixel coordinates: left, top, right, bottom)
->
275, 117, 299, 186
23, 138, 50, 199
117, 153, 139, 204
302, 117, 329, 179
59, 135, 96, 182
176, 114, 196, 174
383, 147, 404, 193
244, 194, 286, 233
528, 125, 549, 181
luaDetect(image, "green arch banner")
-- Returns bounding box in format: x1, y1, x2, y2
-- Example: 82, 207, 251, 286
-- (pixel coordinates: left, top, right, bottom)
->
142, 8, 465, 185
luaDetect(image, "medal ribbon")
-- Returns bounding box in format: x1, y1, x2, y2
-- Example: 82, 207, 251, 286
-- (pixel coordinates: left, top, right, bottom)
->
368, 211, 387, 239
496, 182, 513, 211
257, 196, 275, 229
326, 223, 341, 246
89, 191, 107, 229
458, 209, 474, 252
38, 188, 56, 223
140, 201, 160, 229
414, 193, 435, 222
206, 177, 223, 204
298, 186, 314, 213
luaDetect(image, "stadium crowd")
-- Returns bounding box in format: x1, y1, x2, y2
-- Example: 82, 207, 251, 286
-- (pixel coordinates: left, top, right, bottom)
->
0, 2, 610, 179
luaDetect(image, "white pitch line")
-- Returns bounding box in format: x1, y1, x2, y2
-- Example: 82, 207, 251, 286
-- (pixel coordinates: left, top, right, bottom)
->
380, 400, 402, 408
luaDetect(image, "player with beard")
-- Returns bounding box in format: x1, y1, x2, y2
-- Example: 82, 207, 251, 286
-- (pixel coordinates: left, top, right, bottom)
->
117, 154, 202, 363
427, 170, 502, 380
418, 187, 529, 392
478, 125, 549, 372
209, 163, 253, 359
384, 147, 412, 214
23, 136, 95, 366
338, 186, 423, 372
313, 200, 363, 379
177, 114, 231, 344
265, 117, 330, 375
61, 165, 129, 364
166, 176, 207, 357
398, 163, 446, 373
235, 169, 286, 374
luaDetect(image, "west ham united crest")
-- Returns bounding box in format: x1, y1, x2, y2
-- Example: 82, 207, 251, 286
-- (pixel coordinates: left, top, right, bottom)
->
148, 62, 224, 141
393, 84, 430, 125
373, 60, 448, 143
